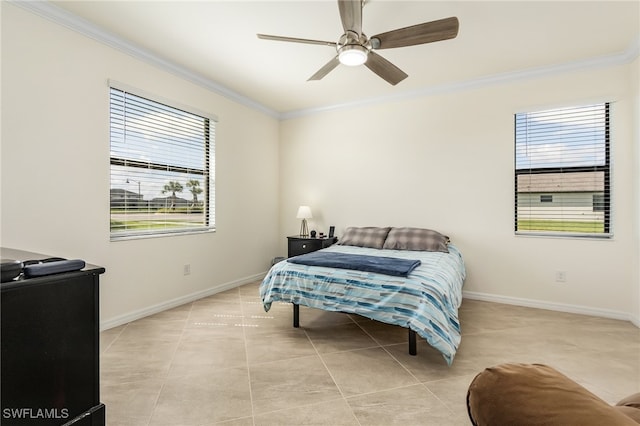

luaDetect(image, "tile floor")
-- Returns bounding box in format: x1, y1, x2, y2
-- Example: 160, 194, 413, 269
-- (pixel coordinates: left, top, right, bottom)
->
100, 280, 640, 425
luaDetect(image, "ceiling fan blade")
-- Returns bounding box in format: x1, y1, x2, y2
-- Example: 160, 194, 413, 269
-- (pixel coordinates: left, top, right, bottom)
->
338, 0, 362, 35
308, 56, 341, 81
364, 51, 408, 86
257, 34, 336, 47
370, 17, 459, 50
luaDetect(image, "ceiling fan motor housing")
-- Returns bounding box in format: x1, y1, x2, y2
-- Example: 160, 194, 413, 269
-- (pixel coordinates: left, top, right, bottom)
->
337, 32, 370, 66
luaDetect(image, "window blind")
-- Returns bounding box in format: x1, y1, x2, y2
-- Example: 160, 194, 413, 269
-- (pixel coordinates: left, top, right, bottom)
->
109, 86, 215, 239
514, 103, 610, 236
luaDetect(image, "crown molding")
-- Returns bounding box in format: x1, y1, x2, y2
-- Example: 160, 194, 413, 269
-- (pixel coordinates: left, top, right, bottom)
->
11, 1, 640, 122
9, 0, 280, 119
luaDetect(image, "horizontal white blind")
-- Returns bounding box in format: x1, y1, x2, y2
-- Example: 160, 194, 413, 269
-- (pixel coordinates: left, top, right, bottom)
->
515, 103, 610, 236
110, 87, 215, 239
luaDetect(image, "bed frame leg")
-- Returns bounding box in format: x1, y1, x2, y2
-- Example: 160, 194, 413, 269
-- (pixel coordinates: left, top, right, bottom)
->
293, 303, 299, 328
408, 329, 417, 355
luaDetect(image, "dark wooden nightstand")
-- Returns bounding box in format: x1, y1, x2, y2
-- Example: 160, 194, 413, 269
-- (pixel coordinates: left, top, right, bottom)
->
287, 236, 338, 257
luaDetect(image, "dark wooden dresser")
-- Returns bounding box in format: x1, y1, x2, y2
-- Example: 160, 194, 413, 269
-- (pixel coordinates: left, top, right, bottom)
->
1, 248, 105, 425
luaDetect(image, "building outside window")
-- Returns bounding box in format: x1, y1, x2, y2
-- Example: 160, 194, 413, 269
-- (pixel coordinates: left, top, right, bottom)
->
515, 103, 610, 236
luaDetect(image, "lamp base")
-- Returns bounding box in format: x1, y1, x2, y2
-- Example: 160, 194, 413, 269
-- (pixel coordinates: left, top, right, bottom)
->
299, 219, 309, 237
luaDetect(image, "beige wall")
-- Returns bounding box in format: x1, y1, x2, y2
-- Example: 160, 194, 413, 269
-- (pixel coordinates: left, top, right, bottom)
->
280, 62, 639, 323
0, 3, 280, 327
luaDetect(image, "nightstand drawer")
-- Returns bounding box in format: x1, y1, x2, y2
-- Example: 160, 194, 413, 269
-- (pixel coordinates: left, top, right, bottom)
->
288, 239, 322, 257
287, 236, 338, 257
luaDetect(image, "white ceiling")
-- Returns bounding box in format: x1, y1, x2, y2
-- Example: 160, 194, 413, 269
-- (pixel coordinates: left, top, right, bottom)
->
47, 1, 639, 116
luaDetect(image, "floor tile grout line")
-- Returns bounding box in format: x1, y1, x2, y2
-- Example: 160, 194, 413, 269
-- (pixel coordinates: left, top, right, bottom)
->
418, 381, 465, 418
351, 319, 394, 351
345, 381, 441, 402
277, 305, 421, 424
101, 323, 128, 353
351, 319, 425, 385
146, 300, 196, 426
308, 321, 457, 426
239, 287, 257, 426
101, 321, 154, 426
420, 374, 479, 417
380, 343, 424, 384
303, 327, 364, 426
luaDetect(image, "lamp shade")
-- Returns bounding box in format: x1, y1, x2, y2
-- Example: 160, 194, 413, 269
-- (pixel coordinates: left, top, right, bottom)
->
296, 205, 312, 219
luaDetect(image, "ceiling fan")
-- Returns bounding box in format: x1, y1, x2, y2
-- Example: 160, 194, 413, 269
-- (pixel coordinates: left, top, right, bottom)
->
257, 0, 459, 85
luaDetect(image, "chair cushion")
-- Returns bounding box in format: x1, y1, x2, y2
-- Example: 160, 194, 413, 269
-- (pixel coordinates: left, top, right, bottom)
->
615, 407, 640, 424
618, 393, 640, 410
616, 393, 640, 423
467, 363, 639, 425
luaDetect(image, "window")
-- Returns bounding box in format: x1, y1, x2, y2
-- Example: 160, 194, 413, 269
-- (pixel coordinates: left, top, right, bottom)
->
515, 103, 610, 236
109, 83, 215, 239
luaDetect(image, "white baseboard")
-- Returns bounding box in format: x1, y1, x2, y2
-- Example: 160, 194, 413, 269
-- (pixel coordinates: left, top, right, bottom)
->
463, 290, 639, 327
100, 272, 266, 331
100, 280, 640, 331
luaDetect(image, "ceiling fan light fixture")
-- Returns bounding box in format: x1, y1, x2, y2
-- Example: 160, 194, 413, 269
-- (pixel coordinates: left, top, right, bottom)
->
338, 45, 368, 66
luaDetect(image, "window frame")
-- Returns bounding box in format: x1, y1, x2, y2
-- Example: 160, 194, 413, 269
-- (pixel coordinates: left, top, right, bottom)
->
109, 81, 216, 241
514, 102, 611, 238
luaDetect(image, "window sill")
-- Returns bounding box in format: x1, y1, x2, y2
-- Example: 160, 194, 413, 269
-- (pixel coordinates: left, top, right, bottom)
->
110, 227, 216, 242
515, 231, 613, 240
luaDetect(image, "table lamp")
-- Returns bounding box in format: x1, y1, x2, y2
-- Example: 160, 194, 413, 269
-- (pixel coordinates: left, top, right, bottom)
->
296, 206, 312, 237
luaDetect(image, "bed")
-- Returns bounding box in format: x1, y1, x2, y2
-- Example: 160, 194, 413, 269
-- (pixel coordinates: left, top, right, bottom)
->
259, 227, 466, 365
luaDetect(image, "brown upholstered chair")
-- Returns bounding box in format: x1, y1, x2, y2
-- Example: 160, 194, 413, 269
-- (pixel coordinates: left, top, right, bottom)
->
466, 363, 640, 426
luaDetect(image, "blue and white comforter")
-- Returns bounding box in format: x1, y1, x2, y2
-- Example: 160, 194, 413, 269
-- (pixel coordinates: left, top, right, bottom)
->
260, 244, 466, 365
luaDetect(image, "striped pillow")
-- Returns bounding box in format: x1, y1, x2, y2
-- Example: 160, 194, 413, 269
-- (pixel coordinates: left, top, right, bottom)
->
338, 227, 391, 249
382, 227, 450, 252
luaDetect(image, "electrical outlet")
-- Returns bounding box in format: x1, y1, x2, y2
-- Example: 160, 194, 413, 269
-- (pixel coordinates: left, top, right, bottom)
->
183, 264, 191, 275
555, 271, 566, 282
